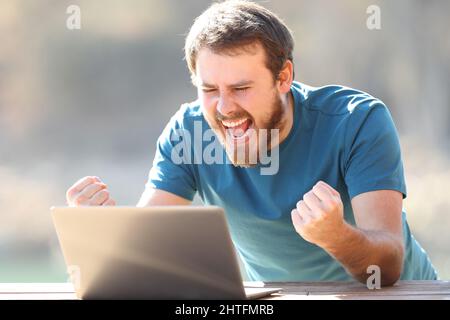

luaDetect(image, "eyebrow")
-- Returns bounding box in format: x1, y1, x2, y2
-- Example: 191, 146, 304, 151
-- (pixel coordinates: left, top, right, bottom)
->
199, 80, 254, 88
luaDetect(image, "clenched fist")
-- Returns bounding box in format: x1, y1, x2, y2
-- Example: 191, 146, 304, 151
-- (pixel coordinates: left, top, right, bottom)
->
291, 181, 344, 247
66, 176, 116, 207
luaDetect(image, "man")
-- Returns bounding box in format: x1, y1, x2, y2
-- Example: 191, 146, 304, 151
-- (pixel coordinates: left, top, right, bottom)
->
66, 0, 437, 285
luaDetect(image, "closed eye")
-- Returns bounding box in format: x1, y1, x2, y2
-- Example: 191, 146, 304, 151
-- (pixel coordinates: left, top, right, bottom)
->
235, 87, 249, 92
201, 88, 217, 93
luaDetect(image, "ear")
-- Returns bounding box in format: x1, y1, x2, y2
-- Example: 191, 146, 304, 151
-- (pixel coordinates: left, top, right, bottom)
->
191, 73, 199, 87
277, 60, 294, 94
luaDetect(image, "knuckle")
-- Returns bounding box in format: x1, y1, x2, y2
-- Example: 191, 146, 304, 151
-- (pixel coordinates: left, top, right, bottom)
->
321, 198, 333, 207
76, 177, 94, 188
80, 176, 94, 185
74, 194, 88, 205
99, 189, 109, 198
328, 200, 338, 209
95, 182, 106, 190
304, 191, 315, 201
85, 176, 98, 186
87, 183, 105, 195
92, 182, 105, 191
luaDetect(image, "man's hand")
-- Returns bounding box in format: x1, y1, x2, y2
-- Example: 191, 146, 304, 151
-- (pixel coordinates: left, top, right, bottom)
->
291, 181, 345, 247
291, 182, 404, 285
66, 176, 116, 207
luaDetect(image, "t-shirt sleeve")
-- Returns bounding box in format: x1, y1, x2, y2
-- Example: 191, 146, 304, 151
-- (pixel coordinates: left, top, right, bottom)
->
343, 102, 407, 200
145, 110, 197, 201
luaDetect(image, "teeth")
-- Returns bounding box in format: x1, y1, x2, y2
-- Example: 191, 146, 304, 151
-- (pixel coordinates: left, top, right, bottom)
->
221, 118, 248, 128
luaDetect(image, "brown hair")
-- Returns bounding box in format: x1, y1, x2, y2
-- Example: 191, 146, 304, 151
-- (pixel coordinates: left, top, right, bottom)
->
184, 0, 295, 82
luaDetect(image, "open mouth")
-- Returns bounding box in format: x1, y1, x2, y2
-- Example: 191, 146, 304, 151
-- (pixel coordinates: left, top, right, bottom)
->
221, 118, 254, 141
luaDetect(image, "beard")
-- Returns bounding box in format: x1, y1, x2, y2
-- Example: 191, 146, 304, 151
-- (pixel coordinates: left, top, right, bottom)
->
209, 92, 286, 168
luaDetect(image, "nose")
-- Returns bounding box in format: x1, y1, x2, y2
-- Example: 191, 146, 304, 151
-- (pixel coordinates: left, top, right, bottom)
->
217, 93, 236, 118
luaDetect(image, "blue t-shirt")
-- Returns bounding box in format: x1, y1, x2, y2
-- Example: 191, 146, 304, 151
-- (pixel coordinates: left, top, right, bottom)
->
147, 81, 438, 281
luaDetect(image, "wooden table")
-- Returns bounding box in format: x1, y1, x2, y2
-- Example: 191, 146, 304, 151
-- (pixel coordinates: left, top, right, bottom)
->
262, 281, 450, 300
0, 281, 449, 300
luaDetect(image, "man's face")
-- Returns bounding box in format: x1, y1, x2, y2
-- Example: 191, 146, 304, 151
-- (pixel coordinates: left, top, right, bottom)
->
195, 43, 290, 167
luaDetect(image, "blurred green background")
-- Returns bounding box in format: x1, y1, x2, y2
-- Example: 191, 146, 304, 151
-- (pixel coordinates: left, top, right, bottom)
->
0, 0, 449, 282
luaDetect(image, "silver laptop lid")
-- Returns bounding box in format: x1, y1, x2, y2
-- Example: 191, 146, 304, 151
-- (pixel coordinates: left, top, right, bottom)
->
51, 206, 246, 300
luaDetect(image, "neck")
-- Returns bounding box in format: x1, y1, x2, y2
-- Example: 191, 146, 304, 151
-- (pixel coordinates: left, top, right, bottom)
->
278, 90, 295, 145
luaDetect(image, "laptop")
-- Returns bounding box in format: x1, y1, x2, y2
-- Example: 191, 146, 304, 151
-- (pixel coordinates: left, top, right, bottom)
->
51, 206, 281, 300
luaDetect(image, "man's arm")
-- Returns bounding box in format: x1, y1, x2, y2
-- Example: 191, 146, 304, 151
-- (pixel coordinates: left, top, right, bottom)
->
291, 181, 404, 286
323, 189, 404, 285
66, 176, 191, 207
137, 187, 192, 207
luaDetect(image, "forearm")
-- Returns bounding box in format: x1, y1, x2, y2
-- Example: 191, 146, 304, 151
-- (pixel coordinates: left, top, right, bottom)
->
137, 187, 191, 207
320, 222, 404, 286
